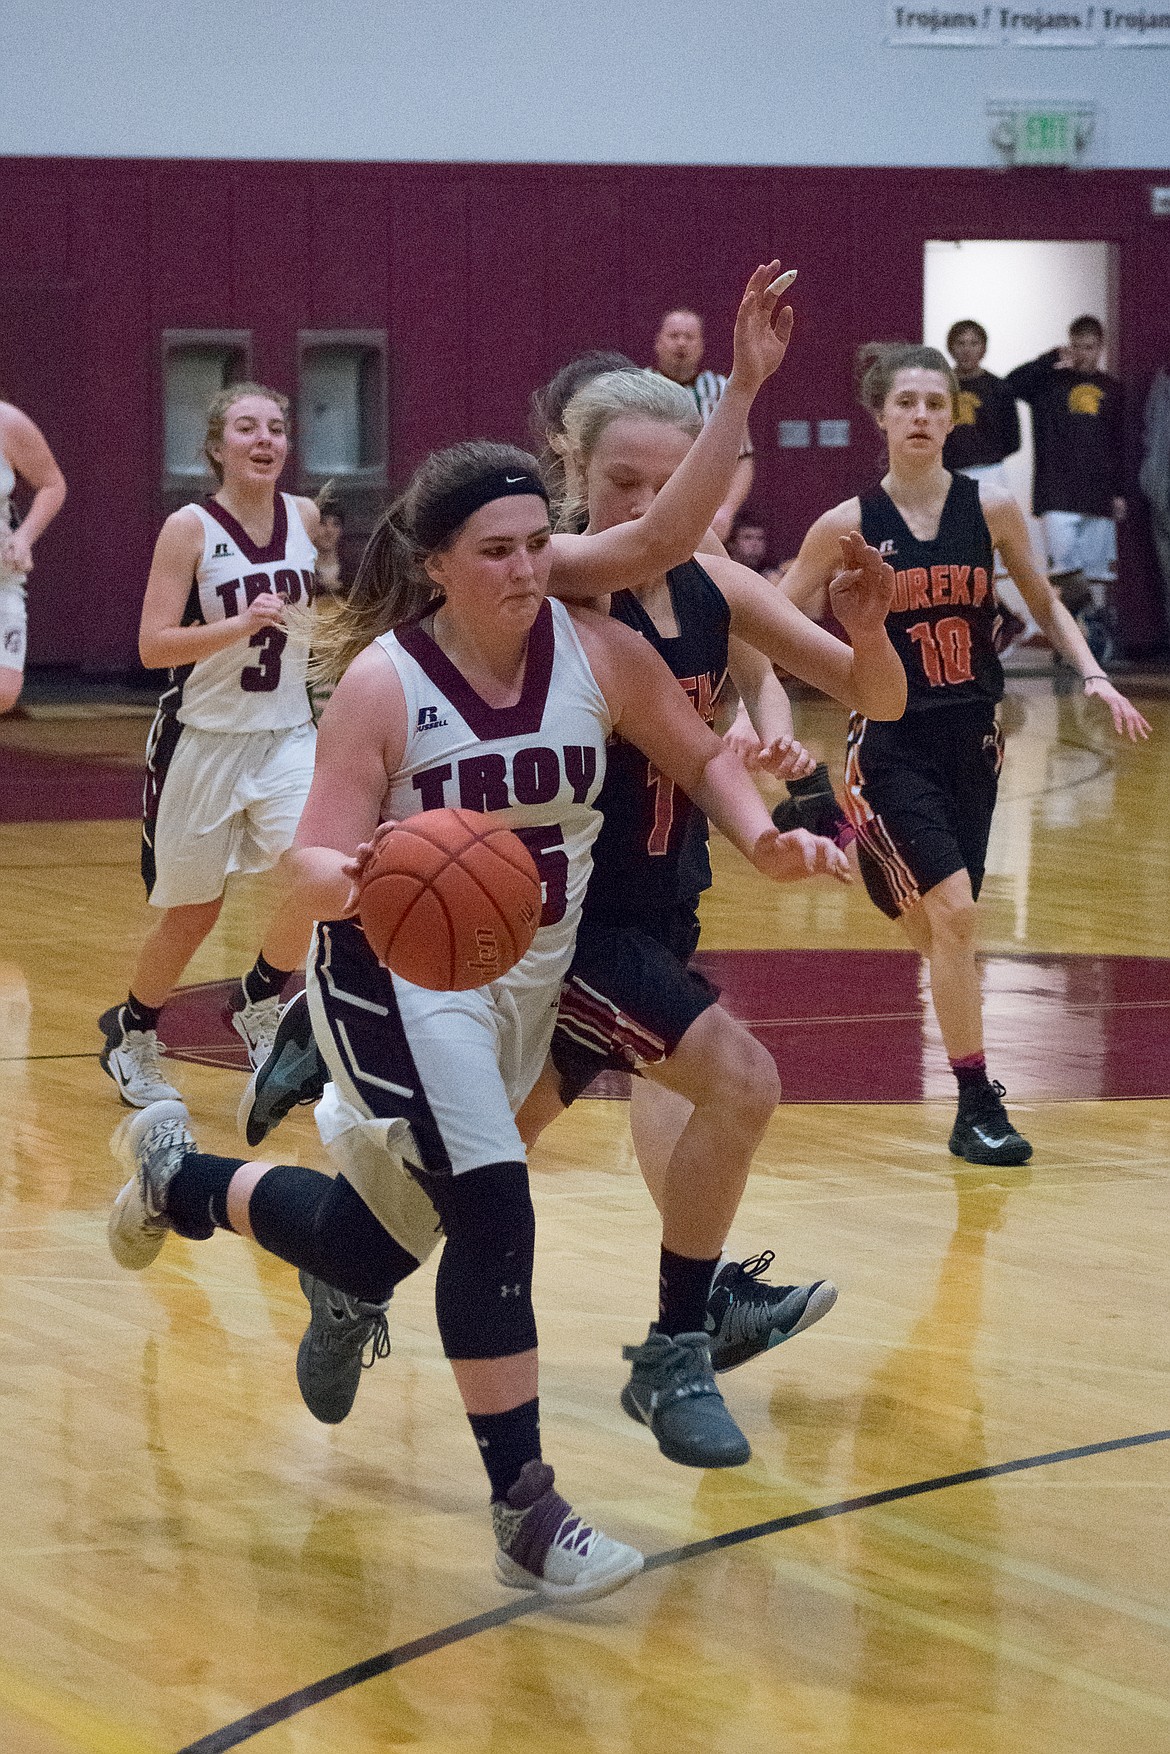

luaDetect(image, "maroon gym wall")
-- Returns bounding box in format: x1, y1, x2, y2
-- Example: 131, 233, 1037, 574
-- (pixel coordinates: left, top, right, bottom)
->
2, 157, 1168, 673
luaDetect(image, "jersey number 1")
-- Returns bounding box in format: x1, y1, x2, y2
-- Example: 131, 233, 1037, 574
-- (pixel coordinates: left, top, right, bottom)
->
907, 617, 974, 688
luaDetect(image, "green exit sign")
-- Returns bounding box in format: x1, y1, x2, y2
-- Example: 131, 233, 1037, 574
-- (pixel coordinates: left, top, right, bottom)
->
988, 101, 1097, 168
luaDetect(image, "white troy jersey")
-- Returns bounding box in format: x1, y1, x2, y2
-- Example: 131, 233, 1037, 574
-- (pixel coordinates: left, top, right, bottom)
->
376, 597, 611, 972
159, 493, 316, 732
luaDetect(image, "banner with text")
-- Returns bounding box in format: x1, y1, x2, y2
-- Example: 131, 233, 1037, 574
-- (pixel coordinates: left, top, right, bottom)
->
886, 5, 1170, 45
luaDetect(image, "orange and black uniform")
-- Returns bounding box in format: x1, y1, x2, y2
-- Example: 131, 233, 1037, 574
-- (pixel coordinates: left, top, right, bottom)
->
550, 559, 730, 1103
844, 473, 1005, 919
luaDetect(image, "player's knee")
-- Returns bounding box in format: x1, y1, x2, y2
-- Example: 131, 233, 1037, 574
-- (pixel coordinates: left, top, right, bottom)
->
428, 1161, 537, 1359
703, 1025, 780, 1126
931, 892, 978, 947
732, 1031, 782, 1122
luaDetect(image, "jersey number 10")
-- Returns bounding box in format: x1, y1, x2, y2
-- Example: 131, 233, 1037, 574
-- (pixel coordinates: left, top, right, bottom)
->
907, 617, 974, 688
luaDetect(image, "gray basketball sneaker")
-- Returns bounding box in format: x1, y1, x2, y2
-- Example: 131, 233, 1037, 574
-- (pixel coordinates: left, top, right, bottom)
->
620, 1329, 751, 1468
237, 988, 326, 1149
99, 1005, 183, 1108
706, 1252, 839, 1373
493, 1460, 644, 1602
295, 1269, 391, 1424
228, 992, 284, 1071
108, 1098, 197, 1269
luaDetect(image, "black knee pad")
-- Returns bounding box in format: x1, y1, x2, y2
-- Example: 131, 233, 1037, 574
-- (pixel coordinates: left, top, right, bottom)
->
250, 1166, 420, 1304
426, 1161, 537, 1359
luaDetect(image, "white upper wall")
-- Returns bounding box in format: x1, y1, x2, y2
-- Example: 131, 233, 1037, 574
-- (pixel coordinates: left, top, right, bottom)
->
9, 0, 1170, 168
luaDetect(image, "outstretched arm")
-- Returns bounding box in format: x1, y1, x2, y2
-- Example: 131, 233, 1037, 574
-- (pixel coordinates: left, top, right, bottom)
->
985, 489, 1150, 741
725, 638, 816, 779
710, 533, 907, 720
576, 609, 848, 885
549, 262, 795, 596
281, 644, 405, 917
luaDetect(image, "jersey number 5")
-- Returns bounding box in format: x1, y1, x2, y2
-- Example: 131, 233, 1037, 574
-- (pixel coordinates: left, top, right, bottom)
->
241, 626, 287, 693
514, 825, 569, 926
907, 617, 974, 688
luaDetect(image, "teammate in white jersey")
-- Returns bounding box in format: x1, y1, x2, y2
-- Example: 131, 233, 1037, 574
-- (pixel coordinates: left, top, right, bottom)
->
99, 384, 321, 1107
0, 400, 67, 716
107, 267, 847, 1602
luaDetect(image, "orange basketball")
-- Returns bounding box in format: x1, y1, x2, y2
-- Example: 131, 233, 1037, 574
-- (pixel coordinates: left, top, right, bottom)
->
357, 809, 543, 991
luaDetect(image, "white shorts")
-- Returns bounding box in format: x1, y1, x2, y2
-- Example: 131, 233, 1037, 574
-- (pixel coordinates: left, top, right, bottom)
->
1042, 512, 1117, 583
0, 580, 27, 672
306, 917, 569, 1254
144, 719, 316, 909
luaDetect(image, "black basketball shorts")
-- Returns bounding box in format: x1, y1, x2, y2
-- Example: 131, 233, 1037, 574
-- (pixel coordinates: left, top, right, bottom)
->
550, 902, 721, 1106
843, 704, 1003, 920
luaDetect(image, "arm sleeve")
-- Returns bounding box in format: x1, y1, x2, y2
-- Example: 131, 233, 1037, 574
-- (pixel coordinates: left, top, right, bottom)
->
1004, 349, 1062, 405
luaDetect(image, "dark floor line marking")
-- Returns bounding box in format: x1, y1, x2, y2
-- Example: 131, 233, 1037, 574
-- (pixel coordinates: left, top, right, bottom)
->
0, 1051, 100, 1063
177, 1426, 1170, 1754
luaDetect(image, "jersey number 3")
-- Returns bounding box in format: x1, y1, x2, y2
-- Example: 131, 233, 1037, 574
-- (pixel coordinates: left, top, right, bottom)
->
907, 617, 974, 688
241, 626, 287, 693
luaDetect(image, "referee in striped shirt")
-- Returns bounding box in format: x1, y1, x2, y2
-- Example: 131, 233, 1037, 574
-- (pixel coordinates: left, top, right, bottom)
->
653, 306, 755, 540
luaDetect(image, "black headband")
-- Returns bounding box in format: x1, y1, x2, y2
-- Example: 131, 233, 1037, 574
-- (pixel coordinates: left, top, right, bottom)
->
419, 468, 550, 552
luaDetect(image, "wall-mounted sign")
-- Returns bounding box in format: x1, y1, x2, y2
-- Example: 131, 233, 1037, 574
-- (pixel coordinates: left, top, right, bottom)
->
987, 98, 1097, 165
778, 420, 812, 448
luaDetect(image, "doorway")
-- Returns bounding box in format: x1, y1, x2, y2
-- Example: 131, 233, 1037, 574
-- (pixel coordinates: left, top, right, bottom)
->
922, 238, 1117, 566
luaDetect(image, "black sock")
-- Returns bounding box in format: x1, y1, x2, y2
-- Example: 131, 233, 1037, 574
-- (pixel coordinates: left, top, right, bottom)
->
658, 1246, 721, 1337
951, 1055, 992, 1106
468, 1399, 541, 1501
165, 1152, 244, 1240
787, 762, 833, 803
124, 991, 163, 1034
241, 953, 293, 1007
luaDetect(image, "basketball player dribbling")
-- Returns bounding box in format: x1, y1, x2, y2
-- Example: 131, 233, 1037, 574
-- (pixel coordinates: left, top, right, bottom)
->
0, 398, 67, 716
98, 384, 321, 1106
107, 265, 849, 1602
781, 345, 1150, 1165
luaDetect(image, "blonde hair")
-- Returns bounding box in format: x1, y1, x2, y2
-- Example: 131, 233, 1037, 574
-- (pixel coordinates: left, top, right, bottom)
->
557, 367, 701, 529
305, 439, 543, 687
202, 382, 291, 482
856, 344, 960, 420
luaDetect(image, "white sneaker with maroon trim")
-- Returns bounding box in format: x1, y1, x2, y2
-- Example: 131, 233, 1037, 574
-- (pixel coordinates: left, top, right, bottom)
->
492, 1460, 643, 1602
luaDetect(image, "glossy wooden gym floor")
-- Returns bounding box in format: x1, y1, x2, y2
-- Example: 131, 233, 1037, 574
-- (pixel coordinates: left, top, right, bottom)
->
1, 679, 1168, 1754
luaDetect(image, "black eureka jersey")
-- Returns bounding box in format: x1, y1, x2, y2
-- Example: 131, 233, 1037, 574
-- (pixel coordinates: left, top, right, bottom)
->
860, 474, 1005, 713
583, 559, 730, 923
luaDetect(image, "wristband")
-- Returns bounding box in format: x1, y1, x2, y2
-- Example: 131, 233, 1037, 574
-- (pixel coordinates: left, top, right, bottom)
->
1082, 673, 1108, 684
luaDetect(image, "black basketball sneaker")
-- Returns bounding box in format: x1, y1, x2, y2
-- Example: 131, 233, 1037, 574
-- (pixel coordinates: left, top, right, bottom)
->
949, 1079, 1033, 1167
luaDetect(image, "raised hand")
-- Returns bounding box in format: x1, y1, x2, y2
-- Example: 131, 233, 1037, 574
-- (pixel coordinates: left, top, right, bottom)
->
729, 260, 797, 397
1084, 676, 1152, 742
827, 530, 895, 638
751, 825, 851, 885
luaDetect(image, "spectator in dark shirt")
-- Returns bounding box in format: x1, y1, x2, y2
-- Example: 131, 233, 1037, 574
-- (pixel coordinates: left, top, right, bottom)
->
1006, 315, 1126, 663
943, 320, 1021, 480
